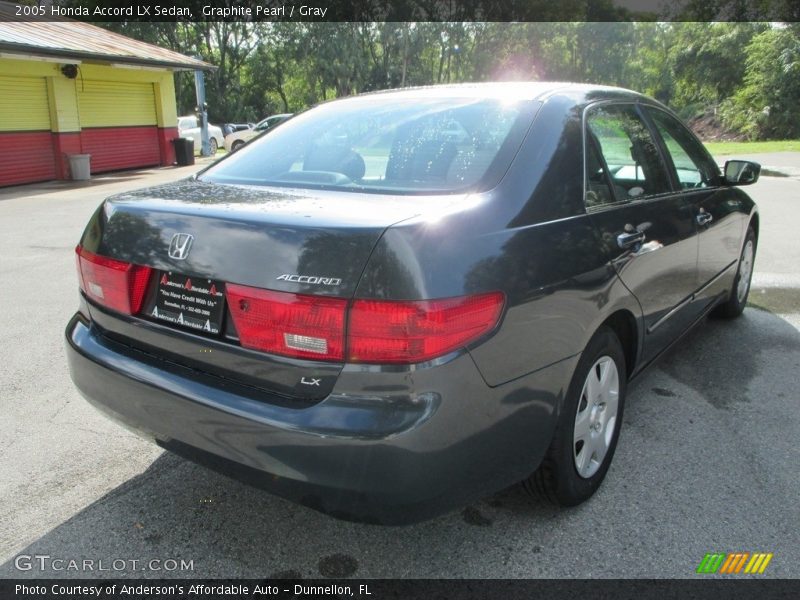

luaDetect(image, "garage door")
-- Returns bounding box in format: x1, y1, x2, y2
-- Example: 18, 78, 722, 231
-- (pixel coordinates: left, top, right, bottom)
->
78, 80, 161, 173
0, 75, 56, 186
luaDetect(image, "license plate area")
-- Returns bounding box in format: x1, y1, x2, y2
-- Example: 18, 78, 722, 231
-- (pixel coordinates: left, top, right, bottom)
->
149, 271, 225, 336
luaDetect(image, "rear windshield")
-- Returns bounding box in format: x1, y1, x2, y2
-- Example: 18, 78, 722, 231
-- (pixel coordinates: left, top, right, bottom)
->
199, 96, 538, 194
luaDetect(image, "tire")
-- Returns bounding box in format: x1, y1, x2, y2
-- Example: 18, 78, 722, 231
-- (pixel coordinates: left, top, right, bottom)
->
232, 140, 244, 152
208, 138, 218, 155
712, 226, 756, 319
524, 326, 627, 506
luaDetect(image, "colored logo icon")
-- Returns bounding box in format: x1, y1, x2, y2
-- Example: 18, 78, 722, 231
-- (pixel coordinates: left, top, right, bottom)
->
697, 552, 773, 574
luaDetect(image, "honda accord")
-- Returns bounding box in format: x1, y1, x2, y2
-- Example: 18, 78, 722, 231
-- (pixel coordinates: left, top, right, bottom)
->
66, 83, 760, 524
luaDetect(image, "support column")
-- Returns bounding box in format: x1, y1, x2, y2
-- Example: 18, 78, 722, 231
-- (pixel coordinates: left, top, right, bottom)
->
46, 75, 81, 179
153, 75, 178, 165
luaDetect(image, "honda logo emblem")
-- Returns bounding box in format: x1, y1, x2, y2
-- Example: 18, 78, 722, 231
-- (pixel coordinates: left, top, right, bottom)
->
168, 233, 194, 260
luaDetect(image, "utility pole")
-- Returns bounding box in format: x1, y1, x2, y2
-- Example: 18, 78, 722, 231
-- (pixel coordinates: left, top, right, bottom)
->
193, 68, 211, 157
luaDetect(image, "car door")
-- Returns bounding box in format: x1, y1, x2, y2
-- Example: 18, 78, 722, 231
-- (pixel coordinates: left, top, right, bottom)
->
584, 103, 699, 365
643, 107, 745, 309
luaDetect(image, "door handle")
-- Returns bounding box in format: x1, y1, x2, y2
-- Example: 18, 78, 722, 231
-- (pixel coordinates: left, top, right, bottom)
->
617, 230, 646, 249
696, 212, 713, 226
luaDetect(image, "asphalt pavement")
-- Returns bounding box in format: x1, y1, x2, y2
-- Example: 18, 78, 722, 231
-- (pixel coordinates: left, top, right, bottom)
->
0, 155, 798, 579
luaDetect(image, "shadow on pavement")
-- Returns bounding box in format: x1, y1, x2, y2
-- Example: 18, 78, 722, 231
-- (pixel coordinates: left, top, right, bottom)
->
3, 307, 799, 579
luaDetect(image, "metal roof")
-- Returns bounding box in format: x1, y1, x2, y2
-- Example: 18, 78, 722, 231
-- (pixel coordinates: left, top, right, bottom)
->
0, 2, 213, 70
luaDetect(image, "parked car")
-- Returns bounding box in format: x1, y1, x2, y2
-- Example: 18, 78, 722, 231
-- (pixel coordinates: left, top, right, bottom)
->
66, 83, 760, 524
177, 115, 224, 154
224, 113, 292, 152
222, 122, 254, 137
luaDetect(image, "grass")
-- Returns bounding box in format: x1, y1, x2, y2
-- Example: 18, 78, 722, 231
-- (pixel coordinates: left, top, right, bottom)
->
703, 140, 800, 156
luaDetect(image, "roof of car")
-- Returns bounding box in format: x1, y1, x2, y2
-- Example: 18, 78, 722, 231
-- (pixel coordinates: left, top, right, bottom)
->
355, 82, 646, 103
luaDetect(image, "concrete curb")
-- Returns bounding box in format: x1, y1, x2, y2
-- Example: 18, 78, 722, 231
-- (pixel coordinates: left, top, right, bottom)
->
761, 166, 800, 178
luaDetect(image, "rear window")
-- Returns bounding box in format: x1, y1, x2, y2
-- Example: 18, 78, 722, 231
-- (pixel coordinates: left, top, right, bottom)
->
199, 96, 538, 194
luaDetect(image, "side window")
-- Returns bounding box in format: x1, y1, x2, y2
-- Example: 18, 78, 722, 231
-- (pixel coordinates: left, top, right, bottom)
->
585, 134, 616, 208
586, 105, 672, 199
646, 108, 720, 189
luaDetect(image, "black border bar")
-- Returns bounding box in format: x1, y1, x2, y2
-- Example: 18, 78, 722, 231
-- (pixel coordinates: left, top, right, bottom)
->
2, 579, 800, 600
3, 0, 800, 22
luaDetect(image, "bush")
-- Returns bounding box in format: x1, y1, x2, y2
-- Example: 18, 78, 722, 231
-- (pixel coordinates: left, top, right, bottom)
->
720, 28, 800, 140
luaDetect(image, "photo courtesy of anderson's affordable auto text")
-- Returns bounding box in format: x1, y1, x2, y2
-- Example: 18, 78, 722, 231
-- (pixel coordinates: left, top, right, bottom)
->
15, 583, 372, 597
1, 0, 799, 598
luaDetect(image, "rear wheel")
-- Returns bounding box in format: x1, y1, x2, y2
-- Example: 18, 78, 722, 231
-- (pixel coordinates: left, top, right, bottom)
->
524, 326, 626, 506
712, 225, 756, 319
232, 140, 244, 152
208, 138, 218, 155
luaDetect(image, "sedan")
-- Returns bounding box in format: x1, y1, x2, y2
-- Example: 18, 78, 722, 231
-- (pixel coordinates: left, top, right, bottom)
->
177, 115, 224, 154
66, 83, 760, 524
223, 113, 292, 152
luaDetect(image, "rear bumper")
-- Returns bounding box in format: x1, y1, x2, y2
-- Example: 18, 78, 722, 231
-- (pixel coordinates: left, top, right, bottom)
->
65, 313, 573, 524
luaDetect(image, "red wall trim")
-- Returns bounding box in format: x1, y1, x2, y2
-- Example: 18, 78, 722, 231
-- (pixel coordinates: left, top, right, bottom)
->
0, 131, 56, 187
0, 126, 178, 187
157, 126, 179, 166
80, 126, 161, 174
52, 132, 82, 180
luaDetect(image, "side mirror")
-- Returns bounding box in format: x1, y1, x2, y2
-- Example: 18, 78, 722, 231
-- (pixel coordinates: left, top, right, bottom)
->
724, 160, 760, 186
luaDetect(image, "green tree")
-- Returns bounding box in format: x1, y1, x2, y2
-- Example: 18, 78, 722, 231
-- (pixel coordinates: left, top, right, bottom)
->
669, 23, 763, 109
93, 20, 797, 141
721, 27, 800, 139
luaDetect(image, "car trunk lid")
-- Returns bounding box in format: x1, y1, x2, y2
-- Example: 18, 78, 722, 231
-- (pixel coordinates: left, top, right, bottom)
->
78, 179, 462, 402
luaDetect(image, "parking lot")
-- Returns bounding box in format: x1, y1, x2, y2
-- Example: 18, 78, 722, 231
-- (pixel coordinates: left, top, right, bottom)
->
1, 159, 798, 579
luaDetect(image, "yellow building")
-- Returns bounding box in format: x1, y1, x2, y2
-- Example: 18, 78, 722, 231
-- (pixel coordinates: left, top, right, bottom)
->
0, 1, 211, 186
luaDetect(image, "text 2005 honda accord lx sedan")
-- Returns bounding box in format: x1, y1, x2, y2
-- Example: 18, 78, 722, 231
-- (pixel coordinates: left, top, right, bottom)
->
66, 83, 760, 524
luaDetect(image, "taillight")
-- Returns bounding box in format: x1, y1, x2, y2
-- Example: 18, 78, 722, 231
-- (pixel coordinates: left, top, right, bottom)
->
225, 285, 504, 364
226, 283, 347, 361
75, 246, 152, 315
347, 292, 505, 364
